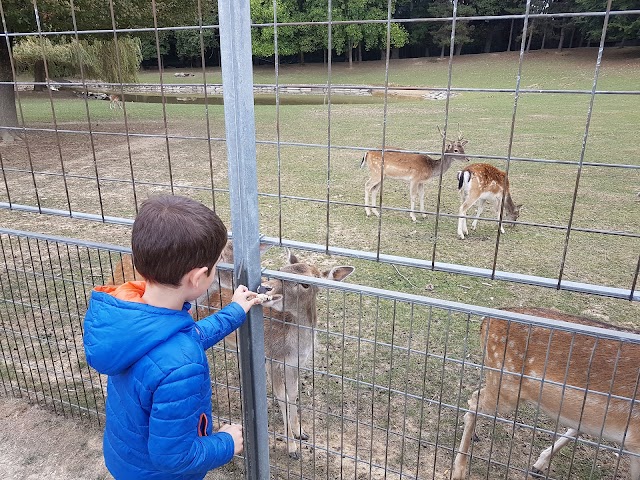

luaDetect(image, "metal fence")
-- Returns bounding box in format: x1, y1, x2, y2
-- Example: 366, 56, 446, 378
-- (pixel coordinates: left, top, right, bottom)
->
1, 0, 639, 478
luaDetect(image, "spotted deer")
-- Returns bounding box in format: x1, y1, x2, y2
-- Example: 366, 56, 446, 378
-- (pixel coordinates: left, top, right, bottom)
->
361, 126, 469, 222
456, 163, 521, 240
452, 307, 640, 479
109, 94, 123, 110
198, 249, 354, 459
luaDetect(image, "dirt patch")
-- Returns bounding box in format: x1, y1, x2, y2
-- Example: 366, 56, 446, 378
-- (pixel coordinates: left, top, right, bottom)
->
0, 394, 245, 480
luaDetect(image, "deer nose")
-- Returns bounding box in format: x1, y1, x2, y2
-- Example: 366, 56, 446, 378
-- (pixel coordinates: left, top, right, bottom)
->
257, 284, 272, 295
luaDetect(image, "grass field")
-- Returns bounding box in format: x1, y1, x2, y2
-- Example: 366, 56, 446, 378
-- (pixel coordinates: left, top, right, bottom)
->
1, 47, 639, 479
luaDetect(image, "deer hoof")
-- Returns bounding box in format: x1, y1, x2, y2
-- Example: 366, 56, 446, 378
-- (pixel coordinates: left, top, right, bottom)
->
529, 468, 545, 478
288, 450, 300, 460
295, 431, 309, 441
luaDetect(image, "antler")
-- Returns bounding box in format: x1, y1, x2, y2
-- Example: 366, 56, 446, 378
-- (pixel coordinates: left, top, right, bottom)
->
457, 122, 464, 142
437, 125, 447, 140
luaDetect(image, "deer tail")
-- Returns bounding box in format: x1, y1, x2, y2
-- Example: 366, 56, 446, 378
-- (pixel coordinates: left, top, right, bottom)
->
360, 153, 367, 169
457, 170, 471, 190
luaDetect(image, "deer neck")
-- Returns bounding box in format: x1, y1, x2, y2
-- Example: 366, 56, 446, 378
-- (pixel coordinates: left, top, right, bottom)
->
504, 192, 516, 214
287, 298, 317, 328
436, 153, 455, 174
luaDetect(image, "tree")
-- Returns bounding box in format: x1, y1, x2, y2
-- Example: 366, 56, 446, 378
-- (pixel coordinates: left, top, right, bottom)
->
427, 0, 475, 57
330, 0, 408, 66
0, 0, 197, 142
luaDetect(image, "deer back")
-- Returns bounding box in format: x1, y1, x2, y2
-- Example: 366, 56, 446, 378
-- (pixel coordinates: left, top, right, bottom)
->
365, 138, 468, 182
481, 307, 640, 440
459, 163, 520, 220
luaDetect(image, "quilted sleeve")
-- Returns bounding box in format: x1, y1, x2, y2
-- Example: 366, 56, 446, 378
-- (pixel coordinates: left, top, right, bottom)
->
147, 364, 236, 474
196, 302, 246, 350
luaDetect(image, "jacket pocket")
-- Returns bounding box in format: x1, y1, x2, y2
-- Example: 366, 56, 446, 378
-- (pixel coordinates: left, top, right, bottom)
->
198, 413, 209, 437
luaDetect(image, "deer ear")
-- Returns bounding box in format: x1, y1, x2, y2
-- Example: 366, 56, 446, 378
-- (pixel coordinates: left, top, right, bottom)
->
285, 248, 299, 265
446, 143, 452, 150
259, 243, 271, 255
262, 294, 284, 311
461, 140, 468, 146
324, 266, 355, 282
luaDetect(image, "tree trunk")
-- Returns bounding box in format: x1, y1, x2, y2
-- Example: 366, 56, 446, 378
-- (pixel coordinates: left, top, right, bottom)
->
557, 22, 565, 51
358, 43, 362, 62
348, 39, 353, 68
440, 44, 445, 58
526, 21, 535, 52
507, 19, 515, 52
568, 27, 575, 48
298, 51, 304, 65
0, 38, 19, 143
391, 47, 400, 59
33, 60, 46, 92
541, 24, 547, 50
484, 28, 494, 53
455, 43, 463, 55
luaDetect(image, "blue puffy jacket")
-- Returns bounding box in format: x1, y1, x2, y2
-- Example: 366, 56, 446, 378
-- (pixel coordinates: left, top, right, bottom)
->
83, 281, 246, 479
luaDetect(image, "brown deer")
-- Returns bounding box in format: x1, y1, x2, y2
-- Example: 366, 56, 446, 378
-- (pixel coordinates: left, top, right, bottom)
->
361, 126, 469, 222
109, 94, 123, 110
198, 249, 355, 459
456, 163, 521, 240
452, 307, 640, 479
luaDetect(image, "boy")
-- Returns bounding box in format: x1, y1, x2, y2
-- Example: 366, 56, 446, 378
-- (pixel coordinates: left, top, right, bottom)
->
83, 195, 264, 479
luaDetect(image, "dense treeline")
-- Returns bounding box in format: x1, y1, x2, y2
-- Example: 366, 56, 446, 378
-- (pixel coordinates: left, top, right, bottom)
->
140, 0, 640, 67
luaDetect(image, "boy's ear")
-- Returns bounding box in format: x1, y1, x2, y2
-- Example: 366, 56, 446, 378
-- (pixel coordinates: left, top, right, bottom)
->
186, 266, 210, 288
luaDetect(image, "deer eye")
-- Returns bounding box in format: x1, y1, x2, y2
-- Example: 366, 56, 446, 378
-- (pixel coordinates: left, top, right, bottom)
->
300, 283, 310, 289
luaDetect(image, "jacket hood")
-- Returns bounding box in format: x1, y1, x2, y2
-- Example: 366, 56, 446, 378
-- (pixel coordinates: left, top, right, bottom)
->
83, 282, 195, 375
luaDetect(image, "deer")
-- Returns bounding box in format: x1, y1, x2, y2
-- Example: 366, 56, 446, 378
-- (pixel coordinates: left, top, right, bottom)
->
197, 249, 355, 459
109, 94, 123, 110
361, 126, 469, 222
456, 162, 522, 240
106, 245, 355, 460
452, 307, 640, 480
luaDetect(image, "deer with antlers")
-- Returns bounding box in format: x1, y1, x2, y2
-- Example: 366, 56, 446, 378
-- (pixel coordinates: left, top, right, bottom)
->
361, 126, 469, 222
456, 163, 521, 240
452, 307, 640, 479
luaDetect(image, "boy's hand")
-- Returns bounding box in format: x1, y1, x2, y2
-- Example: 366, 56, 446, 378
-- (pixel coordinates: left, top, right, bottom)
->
219, 423, 243, 455
231, 285, 265, 313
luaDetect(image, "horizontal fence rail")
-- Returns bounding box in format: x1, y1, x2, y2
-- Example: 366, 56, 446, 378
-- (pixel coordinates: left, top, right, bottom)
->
1, 230, 639, 479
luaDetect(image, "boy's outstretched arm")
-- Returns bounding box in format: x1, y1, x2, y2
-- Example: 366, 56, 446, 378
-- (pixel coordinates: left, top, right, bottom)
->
196, 285, 263, 350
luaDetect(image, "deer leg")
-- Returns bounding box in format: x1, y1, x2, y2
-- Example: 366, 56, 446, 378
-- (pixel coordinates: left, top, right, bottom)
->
418, 183, 427, 218
269, 363, 300, 459
494, 199, 506, 234
531, 428, 579, 476
364, 178, 375, 217
284, 365, 308, 442
367, 180, 382, 218
453, 389, 481, 479
458, 198, 476, 239
408, 182, 418, 222
453, 385, 508, 479
471, 199, 486, 231
630, 450, 640, 480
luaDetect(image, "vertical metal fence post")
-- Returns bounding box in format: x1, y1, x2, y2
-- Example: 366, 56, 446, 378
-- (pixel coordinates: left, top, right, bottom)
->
217, 0, 270, 478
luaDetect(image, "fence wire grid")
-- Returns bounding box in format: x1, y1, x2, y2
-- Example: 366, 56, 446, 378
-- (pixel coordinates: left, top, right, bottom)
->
0, 0, 639, 478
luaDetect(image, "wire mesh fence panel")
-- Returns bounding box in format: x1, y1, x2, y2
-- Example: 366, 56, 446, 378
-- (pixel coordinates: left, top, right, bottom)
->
2, 232, 639, 479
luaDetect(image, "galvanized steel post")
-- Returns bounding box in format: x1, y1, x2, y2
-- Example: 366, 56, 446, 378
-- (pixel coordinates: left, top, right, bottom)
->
217, 0, 270, 477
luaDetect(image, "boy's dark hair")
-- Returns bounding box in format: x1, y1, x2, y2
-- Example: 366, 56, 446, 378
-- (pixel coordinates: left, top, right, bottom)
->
131, 195, 228, 286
